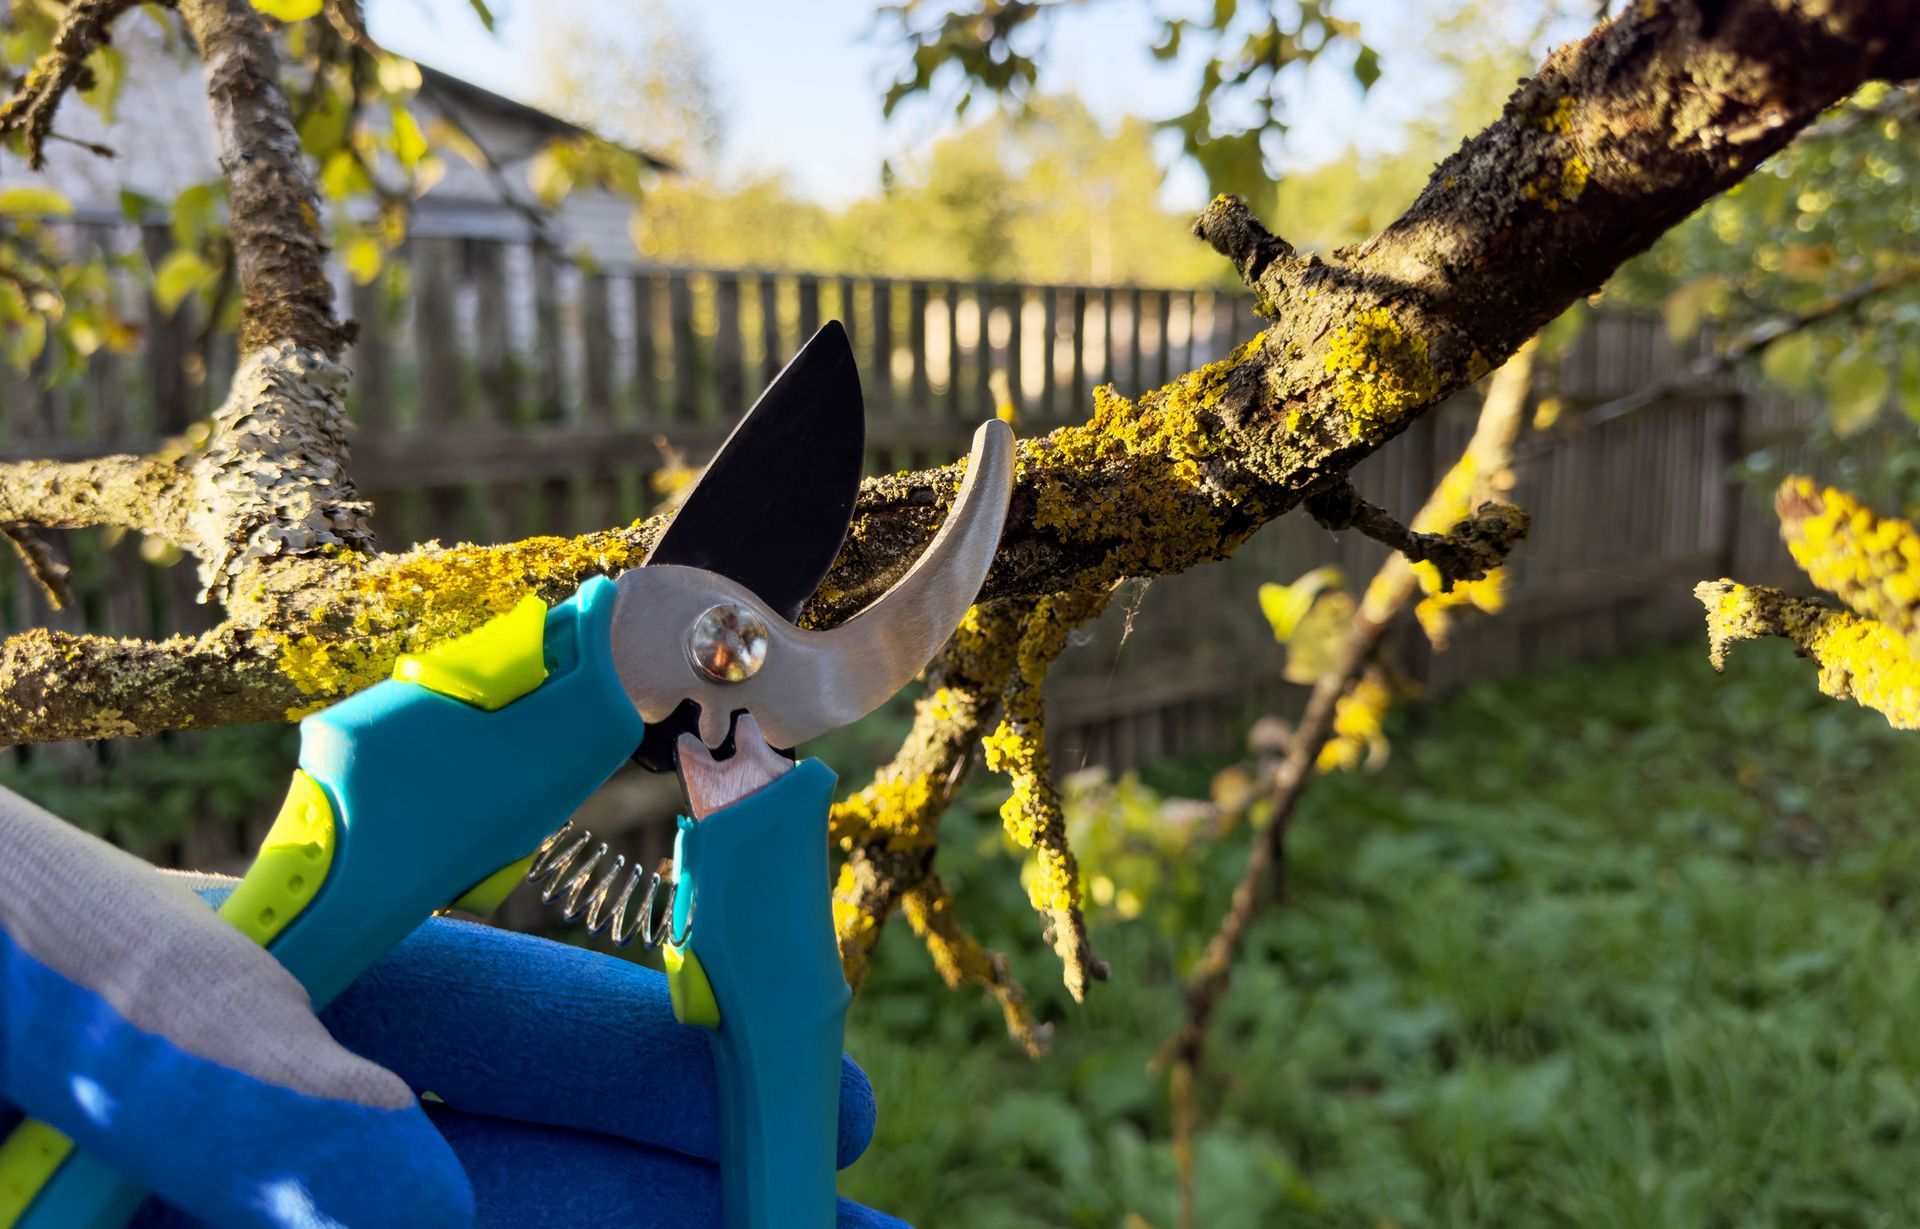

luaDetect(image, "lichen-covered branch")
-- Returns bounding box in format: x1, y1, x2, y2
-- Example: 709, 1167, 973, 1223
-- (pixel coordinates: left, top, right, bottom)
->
1775, 478, 1920, 637
186, 344, 372, 597
827, 599, 1041, 1038
982, 587, 1113, 1001
1306, 479, 1526, 592
0, 0, 153, 168
0, 454, 192, 543
3, 0, 1912, 746
901, 873, 1046, 1057
0, 2, 376, 604
1697, 580, 1920, 728
1697, 477, 1920, 729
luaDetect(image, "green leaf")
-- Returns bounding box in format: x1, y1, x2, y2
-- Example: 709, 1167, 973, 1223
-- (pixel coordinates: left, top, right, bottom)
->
3, 312, 47, 370
0, 187, 72, 216
118, 189, 161, 222
390, 107, 428, 169
249, 0, 322, 21
80, 45, 127, 122
1760, 331, 1818, 393
376, 54, 422, 96
1352, 45, 1381, 90
153, 249, 216, 314
1537, 303, 1587, 362
467, 0, 496, 32
527, 145, 574, 206
1897, 349, 1920, 425
1258, 566, 1345, 644
1825, 352, 1890, 437
343, 235, 382, 286
319, 149, 372, 200
1661, 276, 1725, 345
170, 182, 222, 248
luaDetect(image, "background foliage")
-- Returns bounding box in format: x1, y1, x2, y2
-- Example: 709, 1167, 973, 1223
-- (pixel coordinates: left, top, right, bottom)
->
836, 643, 1920, 1227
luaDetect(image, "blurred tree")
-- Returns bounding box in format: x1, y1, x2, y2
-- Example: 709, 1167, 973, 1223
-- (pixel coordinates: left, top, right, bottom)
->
876, 0, 1378, 199
1611, 84, 1920, 508
530, 0, 726, 170
636, 95, 1229, 286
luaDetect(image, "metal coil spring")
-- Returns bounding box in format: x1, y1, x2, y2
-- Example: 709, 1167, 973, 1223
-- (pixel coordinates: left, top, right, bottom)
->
526, 820, 681, 948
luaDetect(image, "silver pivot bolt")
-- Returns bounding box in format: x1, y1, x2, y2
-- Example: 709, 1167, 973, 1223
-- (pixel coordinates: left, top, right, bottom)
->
687, 602, 770, 683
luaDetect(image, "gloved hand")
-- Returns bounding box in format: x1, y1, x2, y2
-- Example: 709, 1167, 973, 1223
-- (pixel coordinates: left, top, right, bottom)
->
0, 786, 900, 1229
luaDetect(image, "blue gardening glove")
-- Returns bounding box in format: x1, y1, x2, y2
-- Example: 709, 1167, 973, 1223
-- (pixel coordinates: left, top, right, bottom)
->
0, 785, 470, 1229
0, 786, 900, 1229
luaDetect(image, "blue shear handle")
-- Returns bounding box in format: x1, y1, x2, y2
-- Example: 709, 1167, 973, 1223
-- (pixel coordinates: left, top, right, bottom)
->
15, 579, 647, 1229
674, 759, 849, 1229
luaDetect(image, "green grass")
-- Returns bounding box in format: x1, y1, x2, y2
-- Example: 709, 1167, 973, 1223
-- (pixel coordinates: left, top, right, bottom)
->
840, 640, 1920, 1228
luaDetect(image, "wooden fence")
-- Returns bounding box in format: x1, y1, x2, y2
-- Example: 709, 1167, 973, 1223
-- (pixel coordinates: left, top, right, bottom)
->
0, 227, 1815, 834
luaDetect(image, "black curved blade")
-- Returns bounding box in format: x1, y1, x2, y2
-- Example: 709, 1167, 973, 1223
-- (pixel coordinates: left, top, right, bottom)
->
633, 321, 864, 772
644, 320, 864, 620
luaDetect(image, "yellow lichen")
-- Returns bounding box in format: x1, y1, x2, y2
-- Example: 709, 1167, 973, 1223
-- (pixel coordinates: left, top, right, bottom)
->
1316, 667, 1394, 772
901, 875, 1046, 1057
1322, 307, 1441, 441
1522, 154, 1590, 212
1030, 334, 1263, 576
981, 589, 1111, 1000
1415, 569, 1507, 647
831, 860, 881, 984
1777, 477, 1920, 639
1699, 580, 1920, 729
829, 775, 937, 852
1529, 94, 1577, 135
265, 526, 649, 714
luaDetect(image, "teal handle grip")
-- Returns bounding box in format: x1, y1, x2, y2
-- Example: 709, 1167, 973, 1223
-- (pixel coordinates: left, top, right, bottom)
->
16, 579, 647, 1229
672, 758, 849, 1229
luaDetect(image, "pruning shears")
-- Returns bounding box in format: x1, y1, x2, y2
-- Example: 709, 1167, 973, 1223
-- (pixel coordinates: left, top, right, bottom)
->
9, 322, 1013, 1229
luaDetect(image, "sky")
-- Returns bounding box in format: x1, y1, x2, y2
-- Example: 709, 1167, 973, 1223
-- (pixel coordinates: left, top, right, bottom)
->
367, 0, 1478, 210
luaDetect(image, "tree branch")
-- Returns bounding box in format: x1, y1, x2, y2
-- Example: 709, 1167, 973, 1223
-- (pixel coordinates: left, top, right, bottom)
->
0, 0, 153, 169
1159, 341, 1538, 1074
1305, 480, 1527, 591
2, 529, 70, 611
0, 454, 192, 543
0, 0, 1910, 745
1581, 261, 1920, 430
1696, 580, 1920, 729
177, 0, 348, 357
1151, 342, 1536, 1227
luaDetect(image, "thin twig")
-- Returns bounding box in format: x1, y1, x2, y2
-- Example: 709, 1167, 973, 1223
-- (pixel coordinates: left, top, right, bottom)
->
1156, 342, 1539, 1229
3, 528, 71, 611
0, 0, 155, 168
1574, 262, 1920, 434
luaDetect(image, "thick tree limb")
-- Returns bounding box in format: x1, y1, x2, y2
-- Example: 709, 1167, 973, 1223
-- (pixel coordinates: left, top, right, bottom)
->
5, 1, 380, 603
177, 0, 351, 357
0, 454, 191, 543
1, 0, 1912, 746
